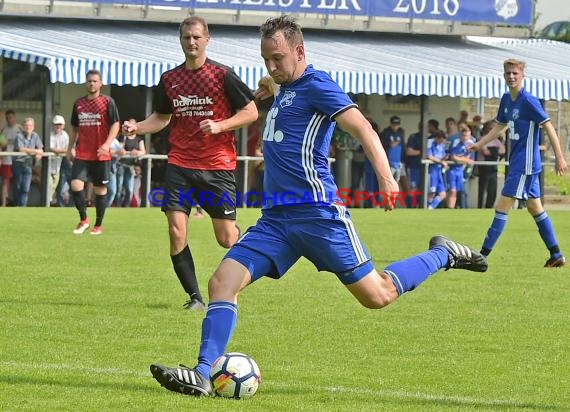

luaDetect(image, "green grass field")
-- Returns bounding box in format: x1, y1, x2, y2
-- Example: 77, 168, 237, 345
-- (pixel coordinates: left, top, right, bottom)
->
1, 207, 569, 412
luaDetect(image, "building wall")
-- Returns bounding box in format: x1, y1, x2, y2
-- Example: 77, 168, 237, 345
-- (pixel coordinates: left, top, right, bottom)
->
360, 94, 464, 135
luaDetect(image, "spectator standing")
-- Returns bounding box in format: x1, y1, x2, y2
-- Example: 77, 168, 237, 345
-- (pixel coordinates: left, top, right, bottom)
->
106, 136, 124, 207
67, 69, 121, 235
48, 115, 70, 206
116, 121, 146, 207
130, 162, 143, 207
427, 119, 440, 140
406, 122, 422, 207
444, 117, 459, 150
380, 115, 405, 186
470, 114, 483, 139
13, 118, 43, 206
477, 120, 505, 208
0, 109, 21, 206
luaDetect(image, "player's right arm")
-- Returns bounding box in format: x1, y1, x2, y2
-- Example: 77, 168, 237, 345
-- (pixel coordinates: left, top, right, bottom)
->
541, 120, 568, 175
123, 75, 172, 136
470, 122, 508, 152
122, 112, 171, 136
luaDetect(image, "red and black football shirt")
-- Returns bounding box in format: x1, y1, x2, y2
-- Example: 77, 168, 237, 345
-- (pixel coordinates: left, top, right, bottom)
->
70, 95, 120, 161
153, 59, 254, 170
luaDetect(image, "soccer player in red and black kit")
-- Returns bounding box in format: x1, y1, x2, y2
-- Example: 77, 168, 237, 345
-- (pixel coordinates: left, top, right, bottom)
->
67, 69, 121, 235
122, 16, 258, 310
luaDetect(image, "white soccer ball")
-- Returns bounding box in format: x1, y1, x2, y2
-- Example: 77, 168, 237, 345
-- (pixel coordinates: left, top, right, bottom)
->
210, 352, 261, 399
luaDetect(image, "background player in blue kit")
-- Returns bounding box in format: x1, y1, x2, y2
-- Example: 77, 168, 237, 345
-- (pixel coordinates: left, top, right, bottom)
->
471, 58, 567, 267
149, 15, 488, 397
447, 121, 475, 209
426, 130, 448, 209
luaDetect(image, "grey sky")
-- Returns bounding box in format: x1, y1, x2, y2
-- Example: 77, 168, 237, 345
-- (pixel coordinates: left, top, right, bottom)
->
535, 0, 570, 29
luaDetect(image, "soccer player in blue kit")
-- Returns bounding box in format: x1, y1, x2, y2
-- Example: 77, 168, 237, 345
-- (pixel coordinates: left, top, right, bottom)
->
150, 15, 488, 396
471, 59, 567, 267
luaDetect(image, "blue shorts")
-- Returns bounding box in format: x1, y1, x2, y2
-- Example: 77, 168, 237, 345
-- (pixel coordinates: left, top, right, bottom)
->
447, 168, 464, 191
429, 169, 446, 194
502, 173, 541, 200
225, 204, 373, 285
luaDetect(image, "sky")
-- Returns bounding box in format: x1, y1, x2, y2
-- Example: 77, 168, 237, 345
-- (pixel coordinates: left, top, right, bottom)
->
534, 0, 570, 29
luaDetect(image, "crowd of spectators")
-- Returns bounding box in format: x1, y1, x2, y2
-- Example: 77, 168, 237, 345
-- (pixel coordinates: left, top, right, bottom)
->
330, 110, 508, 209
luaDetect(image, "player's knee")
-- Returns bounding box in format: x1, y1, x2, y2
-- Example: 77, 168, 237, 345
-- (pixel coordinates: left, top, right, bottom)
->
208, 270, 240, 298
215, 230, 238, 249
216, 235, 234, 249
357, 289, 394, 309
168, 224, 187, 248
527, 203, 543, 215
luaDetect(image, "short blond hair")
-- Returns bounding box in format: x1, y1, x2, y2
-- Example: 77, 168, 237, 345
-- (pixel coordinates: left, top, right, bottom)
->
503, 58, 525, 71
179, 16, 209, 37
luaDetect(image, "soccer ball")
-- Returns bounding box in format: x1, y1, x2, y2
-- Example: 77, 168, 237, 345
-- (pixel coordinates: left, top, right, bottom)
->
210, 352, 261, 399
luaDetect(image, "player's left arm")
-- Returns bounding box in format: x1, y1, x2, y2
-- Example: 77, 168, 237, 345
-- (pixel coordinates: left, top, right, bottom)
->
200, 71, 259, 135
201, 100, 258, 135
335, 108, 398, 211
541, 120, 568, 175
98, 98, 121, 157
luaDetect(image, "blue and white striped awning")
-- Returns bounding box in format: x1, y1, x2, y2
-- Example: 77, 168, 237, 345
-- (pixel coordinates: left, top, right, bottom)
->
1, 18, 569, 101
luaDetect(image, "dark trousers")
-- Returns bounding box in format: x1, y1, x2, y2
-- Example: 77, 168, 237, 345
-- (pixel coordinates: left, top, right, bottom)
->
55, 158, 72, 207
350, 160, 365, 191
478, 169, 498, 208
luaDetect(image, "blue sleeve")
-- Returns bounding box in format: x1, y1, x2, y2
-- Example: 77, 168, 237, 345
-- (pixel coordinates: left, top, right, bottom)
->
524, 94, 549, 125
309, 72, 356, 120
496, 94, 508, 124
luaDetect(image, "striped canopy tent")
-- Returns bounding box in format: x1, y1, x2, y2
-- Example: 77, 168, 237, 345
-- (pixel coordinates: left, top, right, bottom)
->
1, 18, 570, 100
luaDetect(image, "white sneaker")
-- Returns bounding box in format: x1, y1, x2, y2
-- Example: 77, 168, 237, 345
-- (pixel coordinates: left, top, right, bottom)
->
73, 219, 90, 234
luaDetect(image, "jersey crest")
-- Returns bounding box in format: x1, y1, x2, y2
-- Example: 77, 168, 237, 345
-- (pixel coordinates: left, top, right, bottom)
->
280, 90, 296, 108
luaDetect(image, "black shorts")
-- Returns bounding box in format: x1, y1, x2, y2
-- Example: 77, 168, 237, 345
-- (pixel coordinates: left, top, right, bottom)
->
162, 164, 237, 219
71, 159, 110, 186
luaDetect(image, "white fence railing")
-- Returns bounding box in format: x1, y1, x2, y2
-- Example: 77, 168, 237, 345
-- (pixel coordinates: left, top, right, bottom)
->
1, 151, 561, 208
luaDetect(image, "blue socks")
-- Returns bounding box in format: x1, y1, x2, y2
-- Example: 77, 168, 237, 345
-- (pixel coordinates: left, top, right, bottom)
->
534, 212, 562, 258
428, 195, 442, 209
384, 247, 449, 295
196, 301, 237, 378
481, 210, 561, 258
481, 211, 508, 255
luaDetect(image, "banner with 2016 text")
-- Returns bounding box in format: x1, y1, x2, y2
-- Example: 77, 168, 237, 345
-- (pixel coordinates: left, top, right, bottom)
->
62, 0, 533, 26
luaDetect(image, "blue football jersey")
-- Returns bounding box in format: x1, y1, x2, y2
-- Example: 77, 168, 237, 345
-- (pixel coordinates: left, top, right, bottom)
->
448, 137, 474, 170
261, 65, 357, 208
427, 139, 447, 172
496, 88, 549, 175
